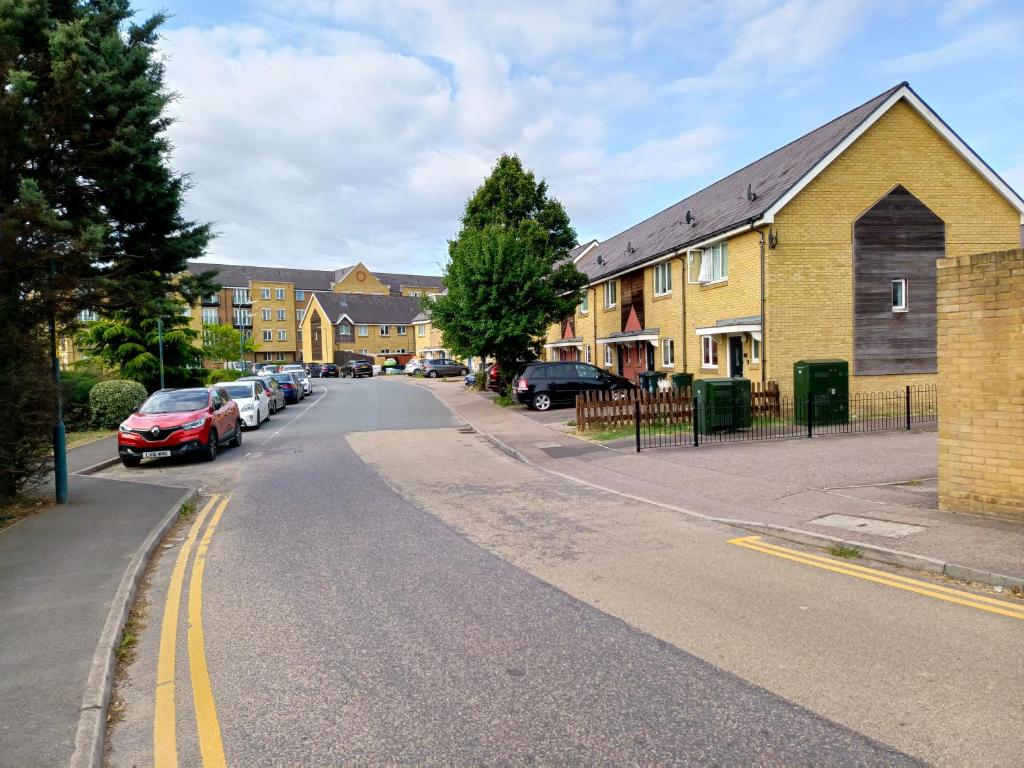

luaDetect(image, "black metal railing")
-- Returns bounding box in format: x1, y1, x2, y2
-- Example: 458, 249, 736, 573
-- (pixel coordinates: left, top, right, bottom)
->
635, 384, 938, 451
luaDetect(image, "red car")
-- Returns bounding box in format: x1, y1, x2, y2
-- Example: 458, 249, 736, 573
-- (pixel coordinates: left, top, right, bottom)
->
117, 387, 243, 467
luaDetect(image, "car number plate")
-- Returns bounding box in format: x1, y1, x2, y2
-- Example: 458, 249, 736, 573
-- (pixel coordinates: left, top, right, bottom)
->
143, 450, 171, 459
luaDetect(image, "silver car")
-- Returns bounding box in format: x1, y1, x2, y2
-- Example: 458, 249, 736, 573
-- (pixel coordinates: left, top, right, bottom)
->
281, 364, 312, 395
421, 358, 468, 378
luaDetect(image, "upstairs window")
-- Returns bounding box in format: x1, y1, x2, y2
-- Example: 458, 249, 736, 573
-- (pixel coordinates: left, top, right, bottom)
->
654, 263, 672, 296
278, 329, 287, 341
358, 324, 368, 337
78, 309, 99, 322
261, 288, 271, 299
698, 242, 728, 283
278, 309, 287, 321
397, 325, 407, 335
417, 324, 426, 337
379, 324, 390, 336
261, 308, 272, 321
603, 281, 617, 308
892, 279, 907, 312
276, 288, 285, 300
662, 338, 675, 367
579, 291, 589, 314
295, 290, 305, 302
262, 329, 272, 341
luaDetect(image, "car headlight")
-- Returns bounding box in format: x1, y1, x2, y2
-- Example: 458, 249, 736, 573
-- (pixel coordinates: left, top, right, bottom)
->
241, 403, 255, 412
118, 423, 132, 434
181, 418, 206, 430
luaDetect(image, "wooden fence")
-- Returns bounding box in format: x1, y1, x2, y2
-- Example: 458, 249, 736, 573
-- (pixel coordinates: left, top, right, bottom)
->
575, 380, 781, 432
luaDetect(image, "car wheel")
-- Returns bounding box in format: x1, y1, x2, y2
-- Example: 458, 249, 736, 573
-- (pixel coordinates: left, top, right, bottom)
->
204, 431, 218, 462
120, 456, 141, 468
427, 370, 438, 378
532, 392, 552, 411
253, 413, 262, 430
231, 422, 243, 447
460, 368, 468, 376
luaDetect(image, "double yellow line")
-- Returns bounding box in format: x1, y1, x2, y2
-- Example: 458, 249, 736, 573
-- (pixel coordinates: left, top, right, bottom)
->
729, 535, 1024, 621
155, 494, 230, 767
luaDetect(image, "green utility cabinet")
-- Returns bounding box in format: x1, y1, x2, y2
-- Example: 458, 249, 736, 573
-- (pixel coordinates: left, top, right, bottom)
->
694, 378, 752, 433
794, 359, 849, 425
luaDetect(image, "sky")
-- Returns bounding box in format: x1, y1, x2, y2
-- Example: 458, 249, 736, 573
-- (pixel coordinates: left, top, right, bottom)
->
143, 0, 1024, 274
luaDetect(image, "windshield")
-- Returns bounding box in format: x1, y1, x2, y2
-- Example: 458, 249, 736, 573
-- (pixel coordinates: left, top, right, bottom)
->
139, 390, 208, 414
223, 384, 255, 399
271, 374, 294, 384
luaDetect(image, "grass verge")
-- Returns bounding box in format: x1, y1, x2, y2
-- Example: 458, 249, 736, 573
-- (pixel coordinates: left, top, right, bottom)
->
66, 429, 116, 450
828, 544, 862, 559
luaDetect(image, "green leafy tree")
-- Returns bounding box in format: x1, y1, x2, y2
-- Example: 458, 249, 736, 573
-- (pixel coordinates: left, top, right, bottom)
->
426, 154, 586, 392
0, 1, 214, 497
202, 323, 256, 366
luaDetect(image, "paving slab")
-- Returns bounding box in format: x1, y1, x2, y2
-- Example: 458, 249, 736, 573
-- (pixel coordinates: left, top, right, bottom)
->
0, 474, 190, 767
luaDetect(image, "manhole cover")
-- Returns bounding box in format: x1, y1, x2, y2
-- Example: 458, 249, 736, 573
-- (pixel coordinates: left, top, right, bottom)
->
810, 514, 925, 539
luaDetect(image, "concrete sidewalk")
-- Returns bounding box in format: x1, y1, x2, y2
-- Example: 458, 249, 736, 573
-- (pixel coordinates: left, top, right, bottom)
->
0, 458, 192, 766
417, 379, 1024, 586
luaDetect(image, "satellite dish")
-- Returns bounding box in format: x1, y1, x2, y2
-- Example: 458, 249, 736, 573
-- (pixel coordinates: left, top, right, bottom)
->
685, 210, 695, 226
747, 183, 757, 202
596, 255, 605, 266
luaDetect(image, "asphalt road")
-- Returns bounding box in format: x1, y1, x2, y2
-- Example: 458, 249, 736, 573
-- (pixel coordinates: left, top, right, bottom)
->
103, 378, 1020, 765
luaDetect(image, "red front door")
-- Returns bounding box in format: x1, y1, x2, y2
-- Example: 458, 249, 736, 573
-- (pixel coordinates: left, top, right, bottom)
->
621, 342, 647, 383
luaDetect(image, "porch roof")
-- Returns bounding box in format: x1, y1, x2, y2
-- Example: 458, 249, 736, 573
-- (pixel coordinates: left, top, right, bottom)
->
543, 337, 583, 349
596, 328, 660, 344
696, 316, 761, 340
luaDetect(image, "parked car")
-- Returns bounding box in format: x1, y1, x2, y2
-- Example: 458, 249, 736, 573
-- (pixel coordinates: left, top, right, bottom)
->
256, 364, 279, 376
237, 375, 286, 413
222, 380, 270, 429
270, 372, 302, 403
404, 358, 423, 375
341, 359, 373, 378
281, 364, 312, 395
421, 358, 468, 378
307, 363, 322, 378
117, 387, 242, 466
514, 361, 636, 411
321, 363, 340, 378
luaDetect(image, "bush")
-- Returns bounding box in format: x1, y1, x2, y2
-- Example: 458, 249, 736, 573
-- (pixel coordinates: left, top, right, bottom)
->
208, 368, 242, 383
90, 380, 148, 429
61, 370, 103, 431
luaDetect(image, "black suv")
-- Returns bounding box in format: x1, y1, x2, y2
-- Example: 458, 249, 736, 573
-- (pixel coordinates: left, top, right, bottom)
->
341, 359, 373, 378
321, 363, 339, 378
514, 361, 636, 411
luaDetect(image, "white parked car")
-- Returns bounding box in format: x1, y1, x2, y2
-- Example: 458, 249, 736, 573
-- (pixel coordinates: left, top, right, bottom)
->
404, 358, 423, 375
280, 364, 312, 395
222, 380, 270, 429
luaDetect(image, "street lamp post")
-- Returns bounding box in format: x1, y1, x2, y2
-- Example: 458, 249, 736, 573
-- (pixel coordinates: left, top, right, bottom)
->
49, 257, 68, 504
157, 317, 165, 390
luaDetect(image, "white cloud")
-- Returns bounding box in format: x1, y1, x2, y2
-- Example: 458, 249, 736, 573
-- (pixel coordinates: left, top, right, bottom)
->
938, 0, 993, 26
881, 19, 1023, 72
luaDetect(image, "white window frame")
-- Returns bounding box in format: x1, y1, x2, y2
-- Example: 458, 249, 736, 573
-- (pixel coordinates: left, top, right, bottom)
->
701, 336, 718, 369
358, 324, 368, 337
379, 324, 390, 336
276, 288, 285, 300
262, 329, 272, 342
654, 263, 672, 296
751, 337, 760, 363
277, 309, 286, 321
263, 352, 272, 362
417, 325, 426, 337
662, 338, 675, 367
604, 344, 613, 367
687, 251, 702, 284
261, 308, 271, 321
296, 309, 305, 322
397, 325, 407, 335
295, 290, 304, 302
892, 278, 908, 312
603, 281, 617, 308
276, 352, 285, 361
585, 345, 592, 363
579, 291, 589, 314
201, 307, 219, 325
699, 242, 728, 284
232, 289, 251, 305
260, 288, 271, 299
278, 329, 287, 341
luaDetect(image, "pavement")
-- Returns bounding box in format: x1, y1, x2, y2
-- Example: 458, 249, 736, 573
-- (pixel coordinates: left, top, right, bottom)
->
0, 445, 192, 767
416, 379, 1024, 585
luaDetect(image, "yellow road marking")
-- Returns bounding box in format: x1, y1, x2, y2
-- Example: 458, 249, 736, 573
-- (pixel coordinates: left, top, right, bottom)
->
154, 494, 220, 768
188, 495, 230, 768
728, 535, 1024, 621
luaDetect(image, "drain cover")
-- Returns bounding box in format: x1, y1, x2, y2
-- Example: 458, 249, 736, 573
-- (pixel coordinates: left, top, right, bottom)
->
811, 514, 924, 539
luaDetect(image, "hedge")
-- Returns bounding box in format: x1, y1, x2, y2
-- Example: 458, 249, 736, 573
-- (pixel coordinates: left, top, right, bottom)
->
208, 368, 242, 383
90, 380, 149, 429
61, 370, 103, 431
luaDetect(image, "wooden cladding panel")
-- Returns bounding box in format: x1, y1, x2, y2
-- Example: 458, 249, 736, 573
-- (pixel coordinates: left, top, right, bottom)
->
853, 186, 944, 375
620, 272, 645, 331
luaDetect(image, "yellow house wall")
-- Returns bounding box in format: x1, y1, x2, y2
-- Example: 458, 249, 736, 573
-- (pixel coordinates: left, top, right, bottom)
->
251, 280, 297, 362
644, 258, 685, 374
299, 297, 332, 363
683, 231, 762, 383
936, 249, 1024, 521
332, 262, 390, 295
339, 322, 414, 357
768, 99, 1021, 396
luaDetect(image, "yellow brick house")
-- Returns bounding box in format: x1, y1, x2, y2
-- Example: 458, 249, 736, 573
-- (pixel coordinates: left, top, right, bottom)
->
300, 292, 421, 363
548, 82, 1024, 395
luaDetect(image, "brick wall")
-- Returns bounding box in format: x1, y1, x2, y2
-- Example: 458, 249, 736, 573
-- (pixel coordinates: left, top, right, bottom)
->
936, 248, 1024, 521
